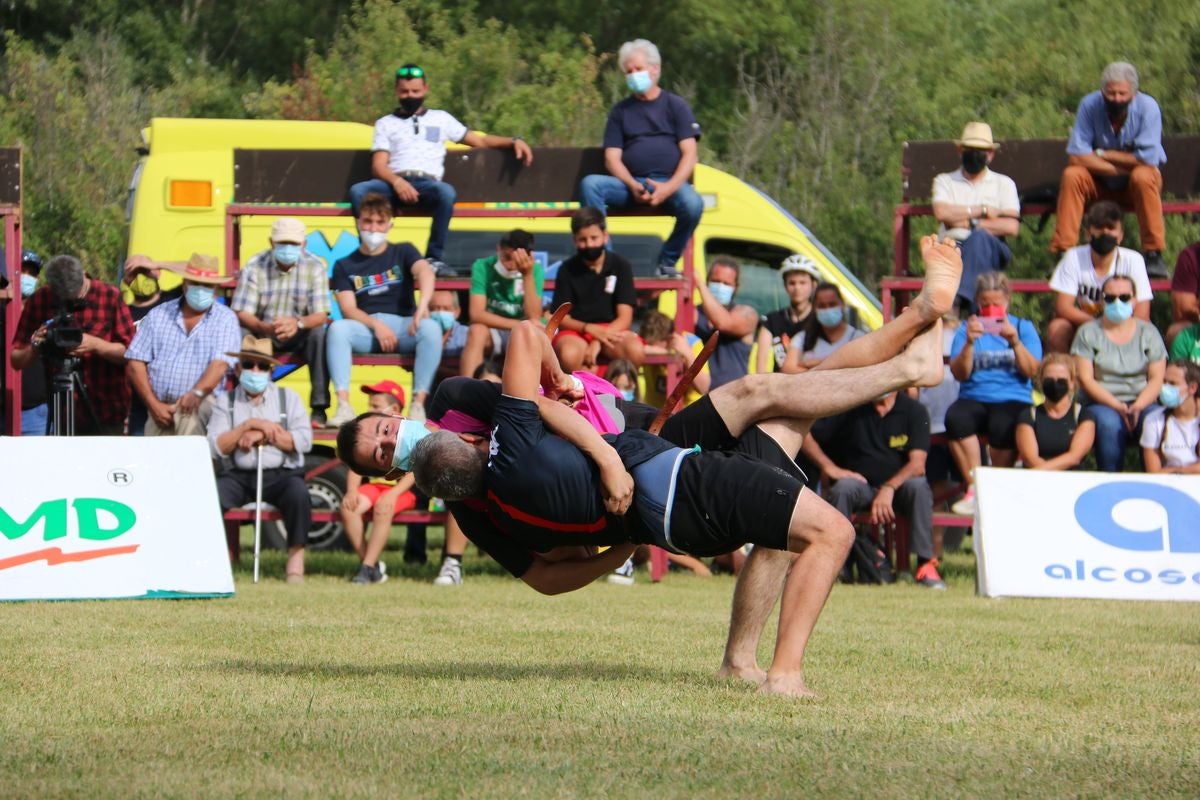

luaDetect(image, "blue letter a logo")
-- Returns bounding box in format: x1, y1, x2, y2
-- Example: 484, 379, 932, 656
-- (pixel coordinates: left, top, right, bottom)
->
1075, 482, 1200, 553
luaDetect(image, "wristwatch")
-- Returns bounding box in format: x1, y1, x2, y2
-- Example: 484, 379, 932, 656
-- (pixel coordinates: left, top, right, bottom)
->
192, 388, 207, 399
297, 318, 306, 331
1095, 148, 1105, 158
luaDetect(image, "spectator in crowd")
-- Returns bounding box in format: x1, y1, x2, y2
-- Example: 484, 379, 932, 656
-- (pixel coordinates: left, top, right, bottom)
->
347, 63, 533, 274
11, 254, 134, 436
14, 250, 48, 435
802, 391, 945, 589
461, 229, 544, 378
781, 282, 865, 373
640, 310, 710, 408
208, 336, 313, 584
1170, 322, 1200, 365
549, 207, 644, 372
692, 257, 758, 389
580, 38, 704, 277
1072, 274, 1167, 472
125, 254, 241, 436
473, 358, 503, 383
1167, 239, 1200, 347
326, 193, 440, 425
231, 218, 332, 426
1015, 353, 1096, 471
1140, 360, 1200, 474
429, 288, 469, 358
122, 254, 184, 435
945, 271, 1042, 515
932, 121, 1021, 310
914, 308, 963, 554
341, 381, 418, 584
757, 254, 820, 374
1047, 200, 1153, 353
604, 358, 640, 402
1051, 61, 1168, 278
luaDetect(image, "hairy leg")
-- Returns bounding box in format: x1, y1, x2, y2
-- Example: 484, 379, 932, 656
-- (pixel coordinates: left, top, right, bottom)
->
717, 545, 792, 683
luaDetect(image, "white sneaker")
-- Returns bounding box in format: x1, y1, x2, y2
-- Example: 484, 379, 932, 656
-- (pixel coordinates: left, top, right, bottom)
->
951, 490, 976, 516
433, 557, 462, 586
409, 400, 426, 421
328, 403, 357, 427
607, 557, 635, 586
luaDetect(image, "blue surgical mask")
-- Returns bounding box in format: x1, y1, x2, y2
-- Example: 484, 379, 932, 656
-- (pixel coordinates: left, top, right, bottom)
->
626, 70, 653, 94
185, 285, 215, 311
1103, 298, 1133, 323
816, 307, 844, 328
20, 274, 37, 297
619, 388, 635, 402
273, 244, 301, 266
709, 282, 735, 306
239, 369, 270, 395
392, 419, 433, 473
1159, 384, 1183, 409
431, 310, 456, 332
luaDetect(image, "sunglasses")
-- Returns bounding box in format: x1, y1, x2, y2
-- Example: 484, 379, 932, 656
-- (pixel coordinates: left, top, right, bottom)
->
395, 66, 425, 79
1103, 293, 1133, 304
241, 360, 272, 372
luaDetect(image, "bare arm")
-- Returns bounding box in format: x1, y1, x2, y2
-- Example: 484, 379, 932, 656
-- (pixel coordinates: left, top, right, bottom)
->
755, 327, 772, 373
603, 147, 644, 196
1134, 300, 1151, 321
1037, 418, 1095, 471
461, 131, 533, 165
1171, 291, 1200, 324
1131, 359, 1166, 414
1014, 421, 1043, 467
693, 278, 757, 339
520, 543, 637, 595
1055, 293, 1095, 327
646, 138, 698, 205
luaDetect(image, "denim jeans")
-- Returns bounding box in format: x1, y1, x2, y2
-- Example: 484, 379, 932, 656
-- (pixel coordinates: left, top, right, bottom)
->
1085, 402, 1157, 472
326, 313, 443, 396
579, 174, 704, 269
957, 229, 1012, 307
347, 177, 457, 261
20, 403, 48, 436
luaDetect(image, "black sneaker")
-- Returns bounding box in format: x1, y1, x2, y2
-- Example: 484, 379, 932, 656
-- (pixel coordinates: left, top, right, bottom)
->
1144, 251, 1169, 279
426, 258, 458, 277
310, 408, 327, 428
656, 262, 681, 278
351, 563, 387, 585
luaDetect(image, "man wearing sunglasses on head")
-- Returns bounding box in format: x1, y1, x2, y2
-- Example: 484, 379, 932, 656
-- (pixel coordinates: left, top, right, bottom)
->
208, 336, 314, 584
347, 63, 534, 276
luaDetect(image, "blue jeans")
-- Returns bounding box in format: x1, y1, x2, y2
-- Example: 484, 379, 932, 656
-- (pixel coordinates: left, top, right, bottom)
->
347, 177, 456, 261
21, 403, 48, 436
579, 174, 704, 269
327, 314, 443, 396
957, 229, 1012, 307
1085, 402, 1157, 472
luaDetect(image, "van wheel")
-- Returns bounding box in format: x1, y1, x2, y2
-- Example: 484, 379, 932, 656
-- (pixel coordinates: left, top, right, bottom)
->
262, 454, 349, 551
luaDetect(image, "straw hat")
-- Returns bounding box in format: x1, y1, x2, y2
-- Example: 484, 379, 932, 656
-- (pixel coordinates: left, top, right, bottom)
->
954, 122, 999, 150
180, 253, 230, 285
225, 335, 281, 366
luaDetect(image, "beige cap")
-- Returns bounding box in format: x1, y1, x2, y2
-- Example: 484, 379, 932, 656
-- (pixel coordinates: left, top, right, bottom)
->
954, 121, 999, 150
270, 218, 307, 244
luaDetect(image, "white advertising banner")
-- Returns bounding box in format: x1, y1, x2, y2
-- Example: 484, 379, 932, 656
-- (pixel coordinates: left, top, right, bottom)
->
974, 467, 1200, 601
0, 436, 234, 601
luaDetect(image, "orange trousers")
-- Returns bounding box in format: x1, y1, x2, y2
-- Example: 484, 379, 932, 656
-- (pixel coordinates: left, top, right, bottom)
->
1050, 164, 1165, 253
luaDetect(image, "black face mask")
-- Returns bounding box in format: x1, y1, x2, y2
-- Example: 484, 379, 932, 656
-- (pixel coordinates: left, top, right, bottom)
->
396, 96, 424, 116
1042, 377, 1071, 403
578, 245, 606, 263
961, 149, 988, 175
1090, 233, 1119, 256
1104, 98, 1131, 119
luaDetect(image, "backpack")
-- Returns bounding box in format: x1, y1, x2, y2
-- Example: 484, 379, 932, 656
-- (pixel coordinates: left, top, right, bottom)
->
844, 530, 896, 585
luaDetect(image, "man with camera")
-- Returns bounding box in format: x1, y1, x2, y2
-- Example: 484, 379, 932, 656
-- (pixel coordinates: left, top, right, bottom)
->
10, 255, 134, 435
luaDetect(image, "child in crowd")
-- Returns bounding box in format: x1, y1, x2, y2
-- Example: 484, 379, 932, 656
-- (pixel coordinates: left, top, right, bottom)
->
1140, 359, 1200, 474
604, 358, 640, 402
639, 310, 710, 408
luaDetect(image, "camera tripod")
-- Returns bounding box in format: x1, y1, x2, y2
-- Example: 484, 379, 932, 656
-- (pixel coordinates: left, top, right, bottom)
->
49, 356, 102, 436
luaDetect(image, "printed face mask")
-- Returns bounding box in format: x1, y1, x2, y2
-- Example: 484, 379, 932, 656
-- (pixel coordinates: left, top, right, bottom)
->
129, 273, 159, 299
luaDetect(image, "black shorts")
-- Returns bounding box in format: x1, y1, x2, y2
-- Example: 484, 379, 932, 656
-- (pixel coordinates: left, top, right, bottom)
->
659, 395, 808, 482
666, 450, 802, 557
944, 399, 1027, 450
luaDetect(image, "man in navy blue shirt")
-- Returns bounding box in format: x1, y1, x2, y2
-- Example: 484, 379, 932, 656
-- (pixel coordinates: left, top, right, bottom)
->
1051, 62, 1169, 277
579, 39, 704, 277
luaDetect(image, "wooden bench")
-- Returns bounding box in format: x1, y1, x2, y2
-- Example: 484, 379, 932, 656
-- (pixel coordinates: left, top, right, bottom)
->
849, 511, 974, 576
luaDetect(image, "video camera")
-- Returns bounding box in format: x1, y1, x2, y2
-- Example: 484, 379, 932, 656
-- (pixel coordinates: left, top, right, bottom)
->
40, 299, 87, 362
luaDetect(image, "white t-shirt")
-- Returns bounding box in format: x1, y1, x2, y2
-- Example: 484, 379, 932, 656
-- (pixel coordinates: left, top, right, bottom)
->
371, 109, 469, 180
931, 168, 1020, 242
1139, 408, 1200, 468
1049, 245, 1153, 317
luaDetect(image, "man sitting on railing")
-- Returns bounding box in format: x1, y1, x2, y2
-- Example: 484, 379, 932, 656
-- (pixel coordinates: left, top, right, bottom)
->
346, 63, 534, 275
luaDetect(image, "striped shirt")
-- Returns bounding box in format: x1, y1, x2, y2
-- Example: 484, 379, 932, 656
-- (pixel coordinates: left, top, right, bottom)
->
231, 248, 331, 323
125, 299, 242, 403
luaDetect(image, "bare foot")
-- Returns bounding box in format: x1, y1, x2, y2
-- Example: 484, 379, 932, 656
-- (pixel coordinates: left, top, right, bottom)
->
716, 661, 767, 685
758, 673, 819, 698
901, 319, 946, 388
913, 236, 962, 322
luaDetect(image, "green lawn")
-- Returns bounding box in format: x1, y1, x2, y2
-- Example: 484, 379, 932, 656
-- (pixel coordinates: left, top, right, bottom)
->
2, 545, 1198, 798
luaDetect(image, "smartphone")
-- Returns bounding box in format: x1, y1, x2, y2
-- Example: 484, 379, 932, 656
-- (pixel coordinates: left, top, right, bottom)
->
979, 316, 1004, 336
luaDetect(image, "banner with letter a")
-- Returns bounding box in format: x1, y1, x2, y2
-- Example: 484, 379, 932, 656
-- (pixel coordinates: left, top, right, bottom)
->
0, 437, 234, 601
974, 467, 1200, 601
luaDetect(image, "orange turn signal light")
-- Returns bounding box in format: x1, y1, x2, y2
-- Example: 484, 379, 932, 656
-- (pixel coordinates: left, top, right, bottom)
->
169, 180, 213, 207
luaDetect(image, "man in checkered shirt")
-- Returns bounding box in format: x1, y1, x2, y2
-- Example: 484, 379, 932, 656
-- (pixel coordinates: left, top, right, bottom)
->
231, 218, 332, 426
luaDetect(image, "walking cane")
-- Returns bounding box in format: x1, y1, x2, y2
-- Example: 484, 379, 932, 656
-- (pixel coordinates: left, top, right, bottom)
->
253, 443, 265, 584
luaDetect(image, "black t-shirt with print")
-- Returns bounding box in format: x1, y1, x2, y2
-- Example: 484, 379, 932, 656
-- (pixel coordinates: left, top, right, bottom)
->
812, 394, 930, 487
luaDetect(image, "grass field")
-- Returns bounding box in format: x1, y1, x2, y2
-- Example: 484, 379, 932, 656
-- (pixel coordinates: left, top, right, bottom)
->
2, 542, 1199, 798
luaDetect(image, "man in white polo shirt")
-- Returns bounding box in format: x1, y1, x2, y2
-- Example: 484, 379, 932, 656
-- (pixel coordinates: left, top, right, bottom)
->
931, 121, 1020, 311
347, 63, 534, 275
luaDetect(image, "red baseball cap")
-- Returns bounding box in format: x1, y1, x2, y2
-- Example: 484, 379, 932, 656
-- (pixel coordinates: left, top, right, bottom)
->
361, 380, 406, 409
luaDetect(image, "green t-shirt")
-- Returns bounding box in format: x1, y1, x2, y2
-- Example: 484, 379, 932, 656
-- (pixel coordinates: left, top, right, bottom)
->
469, 255, 544, 320
1071, 318, 1167, 402
1169, 323, 1200, 364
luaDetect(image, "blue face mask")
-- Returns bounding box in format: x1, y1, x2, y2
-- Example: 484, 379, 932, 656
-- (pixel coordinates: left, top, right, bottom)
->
816, 306, 844, 328
392, 419, 433, 473
619, 388, 636, 402
185, 285, 215, 311
431, 310, 456, 332
239, 369, 271, 395
20, 274, 37, 297
625, 70, 653, 94
273, 244, 301, 266
708, 282, 735, 306
1159, 384, 1183, 409
1103, 298, 1134, 323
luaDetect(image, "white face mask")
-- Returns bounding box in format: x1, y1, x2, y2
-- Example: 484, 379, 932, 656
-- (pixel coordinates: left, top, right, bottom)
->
360, 230, 389, 251
494, 260, 522, 280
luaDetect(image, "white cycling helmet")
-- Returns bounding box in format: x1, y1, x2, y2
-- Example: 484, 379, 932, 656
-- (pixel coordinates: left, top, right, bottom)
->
779, 253, 822, 281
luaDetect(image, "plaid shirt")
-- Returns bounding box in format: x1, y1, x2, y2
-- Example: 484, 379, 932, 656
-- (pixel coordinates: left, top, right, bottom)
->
125, 299, 242, 403
231, 248, 331, 323
13, 280, 134, 427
